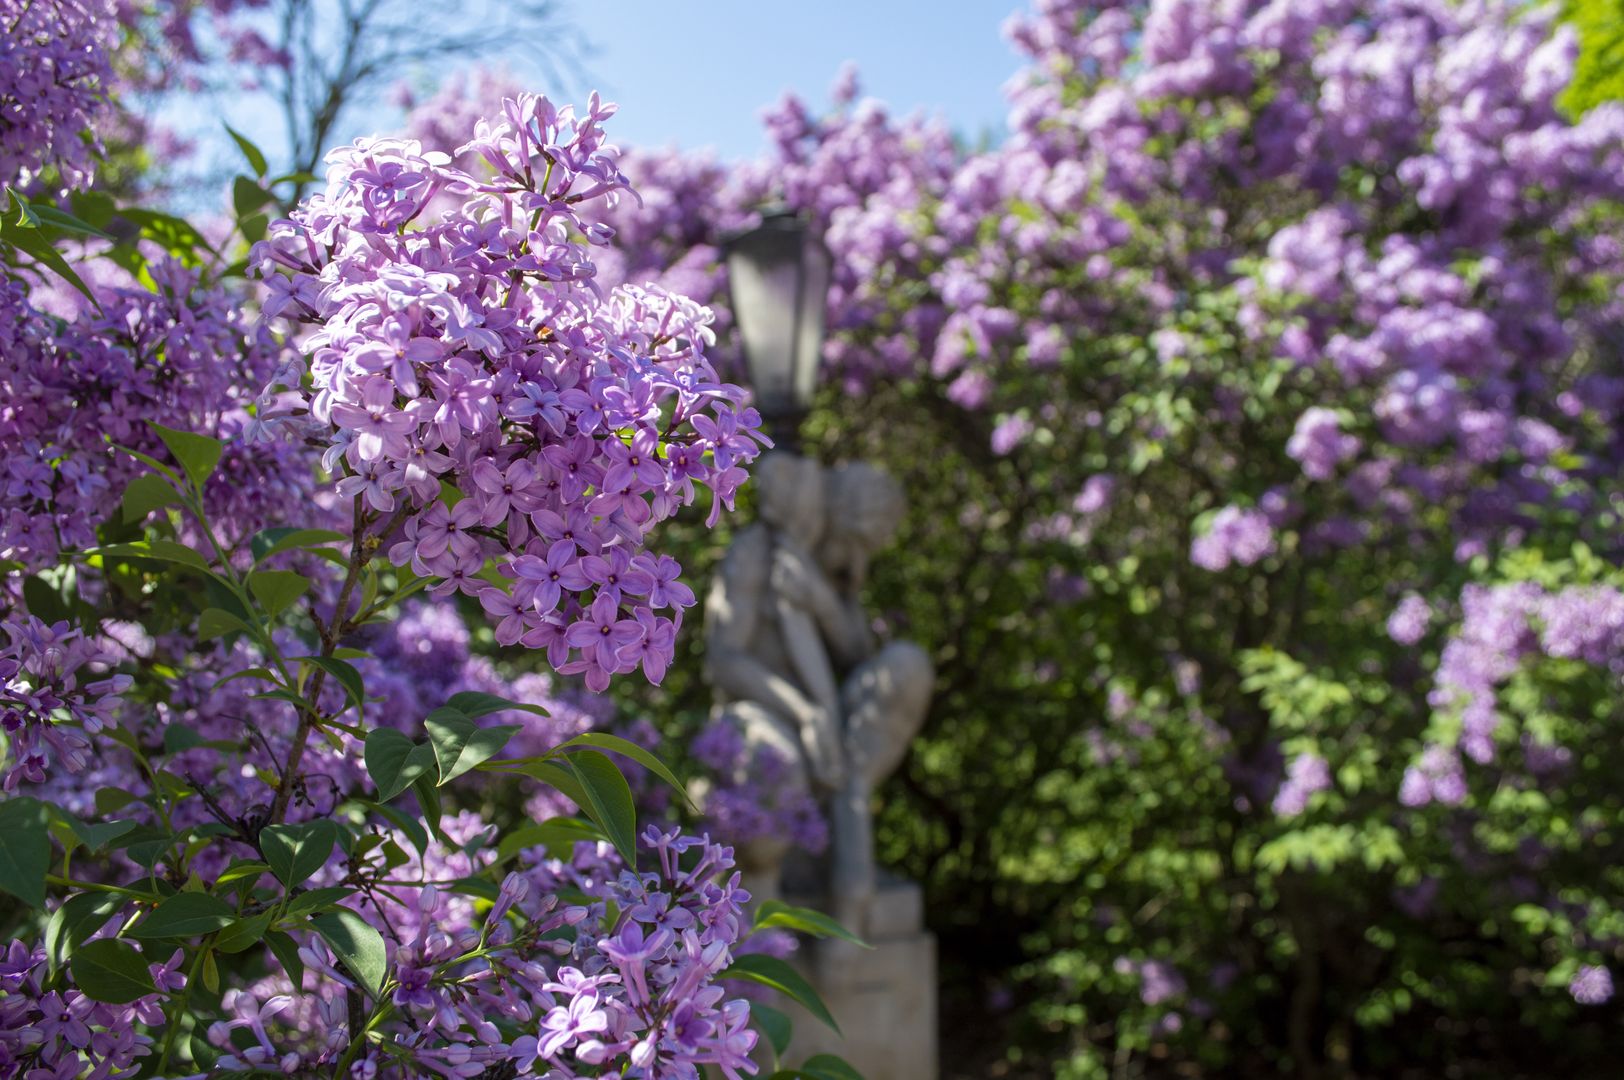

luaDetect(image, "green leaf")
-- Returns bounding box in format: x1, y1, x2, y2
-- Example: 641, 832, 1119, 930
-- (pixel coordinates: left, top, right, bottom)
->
797, 1054, 865, 1080
162, 723, 206, 753
29, 202, 113, 239
284, 886, 356, 919
754, 901, 870, 949
147, 422, 224, 489
21, 572, 73, 625
224, 124, 269, 176
555, 732, 695, 809
72, 938, 158, 1003
260, 820, 338, 889
269, 170, 321, 187
45, 891, 123, 977
97, 539, 213, 573
95, 787, 139, 815
1, 195, 98, 307
722, 954, 840, 1034
754, 1002, 794, 1058
232, 175, 275, 219
356, 798, 429, 856
312, 909, 387, 997
214, 860, 271, 886
0, 796, 51, 907
121, 208, 214, 261
121, 474, 178, 523
129, 891, 236, 940
425, 707, 520, 785
445, 690, 550, 719
495, 817, 605, 863
364, 729, 436, 801
564, 750, 639, 866
215, 911, 273, 954
59, 812, 138, 853
302, 655, 365, 711
198, 607, 254, 642
248, 569, 311, 621
265, 929, 305, 986
250, 527, 347, 564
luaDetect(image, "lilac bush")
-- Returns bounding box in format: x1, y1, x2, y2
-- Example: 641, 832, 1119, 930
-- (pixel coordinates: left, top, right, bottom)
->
410, 0, 1624, 1073
0, 16, 855, 1074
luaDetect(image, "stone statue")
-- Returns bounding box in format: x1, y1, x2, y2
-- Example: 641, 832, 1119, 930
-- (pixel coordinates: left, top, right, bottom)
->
703, 451, 932, 933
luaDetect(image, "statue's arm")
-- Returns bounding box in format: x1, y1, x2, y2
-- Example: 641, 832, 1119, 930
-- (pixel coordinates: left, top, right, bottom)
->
704, 531, 819, 722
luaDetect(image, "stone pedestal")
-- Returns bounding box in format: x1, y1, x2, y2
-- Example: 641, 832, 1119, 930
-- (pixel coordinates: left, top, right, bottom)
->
776, 881, 938, 1080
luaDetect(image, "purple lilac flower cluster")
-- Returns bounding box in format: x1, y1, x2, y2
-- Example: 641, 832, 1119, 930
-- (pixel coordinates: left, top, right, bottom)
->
203, 826, 758, 1078
0, 940, 182, 1077
1402, 580, 1624, 807
1271, 751, 1331, 817
691, 718, 829, 854
1190, 505, 1276, 572
0, 0, 117, 191
252, 94, 764, 692
0, 259, 296, 571
0, 615, 130, 791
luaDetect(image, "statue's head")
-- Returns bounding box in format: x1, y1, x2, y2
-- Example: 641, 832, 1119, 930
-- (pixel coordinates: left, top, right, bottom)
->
823, 462, 904, 556
754, 451, 826, 540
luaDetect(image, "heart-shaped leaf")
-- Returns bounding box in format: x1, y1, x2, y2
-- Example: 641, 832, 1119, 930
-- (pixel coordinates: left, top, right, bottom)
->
260, 820, 338, 889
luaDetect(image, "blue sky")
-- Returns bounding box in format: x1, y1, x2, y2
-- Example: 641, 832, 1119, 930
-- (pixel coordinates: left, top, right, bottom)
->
554, 1, 1024, 158
183, 0, 1024, 173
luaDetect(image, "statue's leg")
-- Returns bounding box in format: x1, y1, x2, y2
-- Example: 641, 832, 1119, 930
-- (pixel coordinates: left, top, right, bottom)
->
832, 641, 933, 934
831, 771, 874, 934
842, 640, 934, 788
712, 702, 809, 912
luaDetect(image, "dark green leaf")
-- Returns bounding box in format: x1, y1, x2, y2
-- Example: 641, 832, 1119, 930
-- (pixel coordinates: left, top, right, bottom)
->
556, 732, 695, 809
248, 569, 311, 621
265, 930, 304, 985
214, 860, 270, 886
284, 886, 356, 919
216, 911, 274, 953
356, 798, 429, 856
97, 539, 213, 573
495, 817, 604, 863
198, 607, 254, 641
232, 175, 275, 219
147, 422, 224, 489
21, 573, 73, 625
312, 909, 387, 997
798, 1054, 865, 1080
224, 124, 269, 176
121, 208, 214, 261
364, 729, 436, 801
45, 891, 122, 976
302, 655, 364, 711
3, 218, 98, 306
260, 820, 338, 889
425, 707, 520, 785
0, 796, 50, 907
250, 527, 346, 564
121, 474, 177, 523
129, 891, 235, 940
60, 811, 138, 853
565, 750, 638, 867
72, 938, 158, 1003
445, 690, 550, 719
29, 202, 113, 239
95, 787, 139, 815
753, 901, 870, 949
754, 1002, 794, 1058
722, 954, 840, 1034
162, 723, 205, 753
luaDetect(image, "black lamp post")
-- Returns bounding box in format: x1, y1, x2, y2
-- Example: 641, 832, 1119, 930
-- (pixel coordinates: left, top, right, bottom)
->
722, 208, 830, 453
